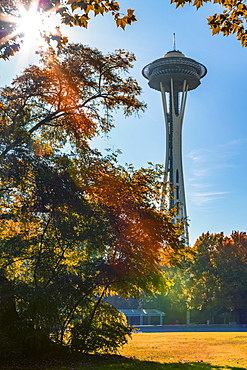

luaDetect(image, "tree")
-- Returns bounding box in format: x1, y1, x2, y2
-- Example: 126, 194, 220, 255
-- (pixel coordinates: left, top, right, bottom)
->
0, 43, 145, 161
187, 232, 224, 313
148, 231, 247, 324
188, 231, 247, 323
0, 44, 185, 357
172, 0, 247, 47
0, 0, 136, 59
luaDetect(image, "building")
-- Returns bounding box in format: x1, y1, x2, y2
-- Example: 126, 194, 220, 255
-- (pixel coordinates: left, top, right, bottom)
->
142, 47, 207, 242
119, 308, 166, 326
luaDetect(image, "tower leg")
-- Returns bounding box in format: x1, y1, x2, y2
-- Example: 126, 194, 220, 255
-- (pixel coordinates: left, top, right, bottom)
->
159, 80, 189, 244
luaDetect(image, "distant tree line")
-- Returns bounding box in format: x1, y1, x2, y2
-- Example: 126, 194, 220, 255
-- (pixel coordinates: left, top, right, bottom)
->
139, 231, 247, 325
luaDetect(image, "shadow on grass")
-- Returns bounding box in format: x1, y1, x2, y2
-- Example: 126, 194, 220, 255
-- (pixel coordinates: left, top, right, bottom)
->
93, 357, 247, 370
1, 354, 246, 370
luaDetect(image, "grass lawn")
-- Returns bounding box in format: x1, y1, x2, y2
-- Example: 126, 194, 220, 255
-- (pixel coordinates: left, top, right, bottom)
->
2, 332, 247, 369
120, 332, 247, 369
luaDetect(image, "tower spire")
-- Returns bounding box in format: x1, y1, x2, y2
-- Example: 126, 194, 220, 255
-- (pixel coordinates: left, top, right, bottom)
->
173, 33, 176, 50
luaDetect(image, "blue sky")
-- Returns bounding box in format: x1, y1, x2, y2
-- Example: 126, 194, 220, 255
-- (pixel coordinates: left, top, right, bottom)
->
1, 0, 247, 245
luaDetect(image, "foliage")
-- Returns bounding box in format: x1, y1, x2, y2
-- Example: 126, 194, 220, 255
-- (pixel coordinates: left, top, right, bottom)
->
144, 231, 247, 324
171, 0, 247, 47
0, 44, 145, 149
188, 231, 247, 318
0, 44, 185, 357
70, 303, 131, 353
0, 0, 136, 59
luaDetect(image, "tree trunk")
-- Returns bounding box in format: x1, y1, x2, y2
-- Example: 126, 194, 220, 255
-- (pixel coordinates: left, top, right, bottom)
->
0, 271, 19, 330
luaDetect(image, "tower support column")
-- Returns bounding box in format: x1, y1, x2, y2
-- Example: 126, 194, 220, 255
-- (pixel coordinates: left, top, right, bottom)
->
160, 79, 189, 240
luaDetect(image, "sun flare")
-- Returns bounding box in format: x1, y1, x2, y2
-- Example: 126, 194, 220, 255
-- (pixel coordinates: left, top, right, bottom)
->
0, 0, 65, 58
17, 4, 44, 43
15, 2, 56, 48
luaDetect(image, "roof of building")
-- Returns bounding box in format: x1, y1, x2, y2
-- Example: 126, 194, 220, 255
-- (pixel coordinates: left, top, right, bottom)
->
119, 308, 166, 316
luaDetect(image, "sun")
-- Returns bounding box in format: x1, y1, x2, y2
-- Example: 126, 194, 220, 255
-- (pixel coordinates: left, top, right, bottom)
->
0, 0, 63, 58
15, 2, 55, 48
17, 4, 44, 44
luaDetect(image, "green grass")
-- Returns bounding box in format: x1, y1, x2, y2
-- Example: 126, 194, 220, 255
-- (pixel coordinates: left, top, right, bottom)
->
2, 332, 247, 369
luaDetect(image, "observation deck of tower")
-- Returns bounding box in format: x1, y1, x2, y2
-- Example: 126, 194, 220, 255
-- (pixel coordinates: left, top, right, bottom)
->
142, 48, 207, 242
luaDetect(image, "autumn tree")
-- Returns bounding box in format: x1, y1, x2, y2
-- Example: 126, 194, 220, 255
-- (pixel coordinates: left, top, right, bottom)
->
0, 0, 136, 59
144, 231, 247, 324
188, 231, 247, 323
0, 44, 185, 357
172, 0, 247, 47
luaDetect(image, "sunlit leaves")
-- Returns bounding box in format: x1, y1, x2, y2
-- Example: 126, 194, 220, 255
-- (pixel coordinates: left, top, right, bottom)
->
0, 0, 136, 58
171, 0, 247, 47
0, 44, 146, 157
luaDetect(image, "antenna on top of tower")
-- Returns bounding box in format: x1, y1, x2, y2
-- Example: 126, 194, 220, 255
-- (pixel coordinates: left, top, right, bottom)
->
173, 33, 176, 50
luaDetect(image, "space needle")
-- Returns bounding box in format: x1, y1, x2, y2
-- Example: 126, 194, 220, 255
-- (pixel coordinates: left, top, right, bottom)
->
142, 42, 207, 242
